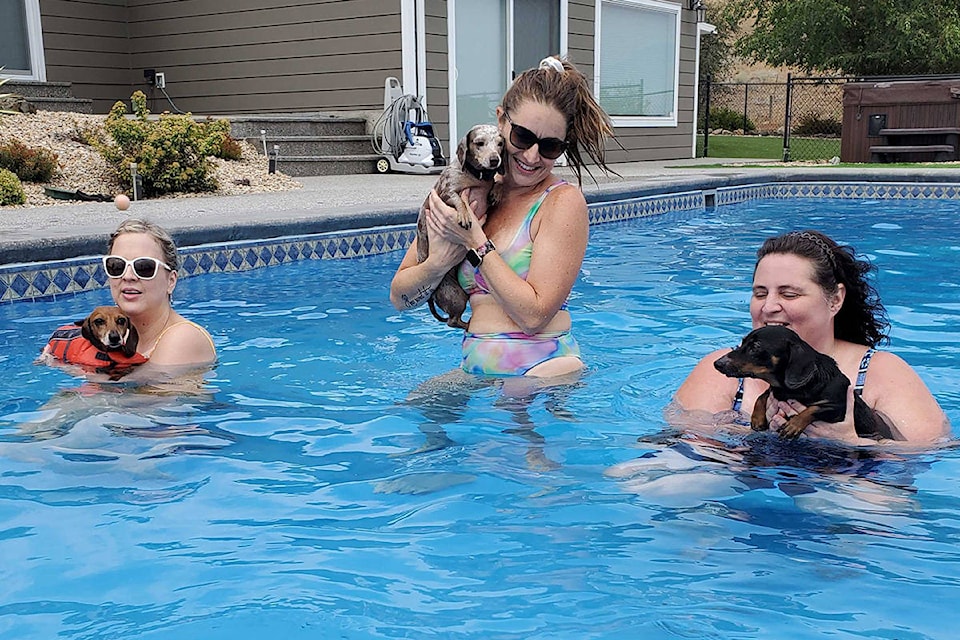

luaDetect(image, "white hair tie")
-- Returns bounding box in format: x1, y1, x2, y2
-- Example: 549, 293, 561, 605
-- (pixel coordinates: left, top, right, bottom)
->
539, 57, 564, 73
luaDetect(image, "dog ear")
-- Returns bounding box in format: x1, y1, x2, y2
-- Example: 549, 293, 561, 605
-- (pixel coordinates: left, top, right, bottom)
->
783, 340, 818, 390
456, 133, 469, 168
122, 324, 139, 358
79, 316, 96, 343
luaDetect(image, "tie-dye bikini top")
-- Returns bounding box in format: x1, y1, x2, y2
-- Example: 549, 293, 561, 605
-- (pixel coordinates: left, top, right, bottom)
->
457, 180, 568, 298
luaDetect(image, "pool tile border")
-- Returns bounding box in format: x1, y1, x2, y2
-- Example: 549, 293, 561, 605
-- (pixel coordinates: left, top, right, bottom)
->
3, 181, 959, 304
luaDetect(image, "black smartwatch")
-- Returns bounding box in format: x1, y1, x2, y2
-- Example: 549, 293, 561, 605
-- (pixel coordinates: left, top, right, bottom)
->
466, 239, 496, 268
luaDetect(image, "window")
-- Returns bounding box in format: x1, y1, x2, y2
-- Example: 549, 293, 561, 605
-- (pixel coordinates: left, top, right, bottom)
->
595, 0, 680, 127
0, 0, 45, 80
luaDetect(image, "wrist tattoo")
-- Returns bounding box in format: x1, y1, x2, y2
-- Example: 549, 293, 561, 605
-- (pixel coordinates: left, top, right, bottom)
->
401, 285, 434, 309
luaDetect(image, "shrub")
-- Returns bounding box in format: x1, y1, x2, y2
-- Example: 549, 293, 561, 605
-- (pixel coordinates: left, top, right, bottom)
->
0, 168, 26, 205
704, 107, 756, 133
98, 91, 233, 197
0, 139, 59, 182
217, 135, 244, 161
792, 113, 842, 137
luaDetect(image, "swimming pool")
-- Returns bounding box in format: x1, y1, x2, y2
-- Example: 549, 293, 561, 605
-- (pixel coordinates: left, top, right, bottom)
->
1, 192, 959, 639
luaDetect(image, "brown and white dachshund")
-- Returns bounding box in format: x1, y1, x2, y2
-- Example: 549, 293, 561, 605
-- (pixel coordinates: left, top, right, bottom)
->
44, 305, 147, 375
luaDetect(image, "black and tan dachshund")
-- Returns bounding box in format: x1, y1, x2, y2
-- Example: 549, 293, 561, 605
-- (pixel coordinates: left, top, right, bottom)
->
713, 325, 895, 440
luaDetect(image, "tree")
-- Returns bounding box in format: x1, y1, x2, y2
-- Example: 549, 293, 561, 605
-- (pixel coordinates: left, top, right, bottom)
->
720, 0, 960, 76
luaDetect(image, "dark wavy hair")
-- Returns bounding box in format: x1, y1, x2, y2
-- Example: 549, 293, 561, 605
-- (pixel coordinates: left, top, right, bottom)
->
500, 55, 616, 186
755, 230, 890, 347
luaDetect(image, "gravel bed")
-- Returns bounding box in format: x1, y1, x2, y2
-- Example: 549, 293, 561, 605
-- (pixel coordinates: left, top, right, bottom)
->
0, 111, 302, 209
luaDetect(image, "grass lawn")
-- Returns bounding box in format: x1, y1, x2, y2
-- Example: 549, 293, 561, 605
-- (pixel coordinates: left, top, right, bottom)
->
689, 135, 960, 169
699, 134, 842, 161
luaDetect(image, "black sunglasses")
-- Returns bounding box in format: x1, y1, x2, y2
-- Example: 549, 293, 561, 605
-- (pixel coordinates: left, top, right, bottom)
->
102, 255, 173, 280
503, 111, 568, 160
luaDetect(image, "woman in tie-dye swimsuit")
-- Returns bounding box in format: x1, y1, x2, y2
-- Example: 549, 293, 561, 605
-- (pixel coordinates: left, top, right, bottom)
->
390, 56, 615, 377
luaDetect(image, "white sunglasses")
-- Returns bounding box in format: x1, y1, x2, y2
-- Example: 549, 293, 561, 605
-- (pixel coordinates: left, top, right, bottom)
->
102, 255, 173, 280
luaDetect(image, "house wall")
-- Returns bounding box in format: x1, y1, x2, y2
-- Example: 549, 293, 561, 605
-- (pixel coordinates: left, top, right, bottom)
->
423, 0, 450, 144
39, 0, 130, 111
124, 0, 405, 116
40, 0, 407, 116
36, 0, 702, 163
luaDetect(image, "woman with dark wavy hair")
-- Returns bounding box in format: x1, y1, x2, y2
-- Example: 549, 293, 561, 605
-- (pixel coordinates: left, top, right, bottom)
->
675, 230, 948, 444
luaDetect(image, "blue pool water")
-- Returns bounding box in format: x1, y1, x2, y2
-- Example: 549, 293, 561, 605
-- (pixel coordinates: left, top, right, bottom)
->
1, 195, 959, 639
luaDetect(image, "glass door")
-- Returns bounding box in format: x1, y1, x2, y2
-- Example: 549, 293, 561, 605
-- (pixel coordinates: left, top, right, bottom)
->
452, 0, 561, 143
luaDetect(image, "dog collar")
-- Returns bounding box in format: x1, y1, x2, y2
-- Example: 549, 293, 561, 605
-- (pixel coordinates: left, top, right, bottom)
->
463, 163, 499, 182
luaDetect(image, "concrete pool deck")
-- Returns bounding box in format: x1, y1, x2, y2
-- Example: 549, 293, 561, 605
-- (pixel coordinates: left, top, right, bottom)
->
2, 158, 960, 266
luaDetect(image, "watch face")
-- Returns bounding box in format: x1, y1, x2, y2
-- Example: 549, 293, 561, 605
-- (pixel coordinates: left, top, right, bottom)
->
466, 249, 482, 267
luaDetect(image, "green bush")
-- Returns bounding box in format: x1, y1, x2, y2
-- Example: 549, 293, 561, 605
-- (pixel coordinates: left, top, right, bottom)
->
0, 139, 59, 182
792, 113, 842, 137
0, 168, 26, 205
704, 107, 756, 133
99, 91, 234, 197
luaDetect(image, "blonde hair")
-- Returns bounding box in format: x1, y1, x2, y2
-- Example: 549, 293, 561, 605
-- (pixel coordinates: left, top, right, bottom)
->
108, 218, 180, 271
501, 55, 616, 185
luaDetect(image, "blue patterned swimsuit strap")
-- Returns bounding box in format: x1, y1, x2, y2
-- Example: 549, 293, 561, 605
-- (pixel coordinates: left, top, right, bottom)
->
732, 378, 745, 412
853, 348, 875, 398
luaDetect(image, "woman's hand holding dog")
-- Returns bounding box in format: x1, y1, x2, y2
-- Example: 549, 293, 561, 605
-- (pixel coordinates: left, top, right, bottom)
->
765, 388, 863, 444
426, 189, 488, 251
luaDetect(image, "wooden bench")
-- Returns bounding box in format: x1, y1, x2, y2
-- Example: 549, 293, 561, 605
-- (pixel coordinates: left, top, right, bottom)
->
869, 144, 955, 162
869, 127, 960, 163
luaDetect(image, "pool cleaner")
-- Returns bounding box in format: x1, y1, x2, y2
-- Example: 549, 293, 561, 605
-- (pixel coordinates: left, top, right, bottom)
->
371, 77, 445, 174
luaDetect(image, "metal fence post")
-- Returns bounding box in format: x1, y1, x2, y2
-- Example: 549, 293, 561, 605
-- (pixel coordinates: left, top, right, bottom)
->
743, 83, 750, 132
782, 73, 792, 162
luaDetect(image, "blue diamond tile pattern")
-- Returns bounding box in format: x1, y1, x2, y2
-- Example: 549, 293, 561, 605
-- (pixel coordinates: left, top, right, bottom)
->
2, 181, 959, 304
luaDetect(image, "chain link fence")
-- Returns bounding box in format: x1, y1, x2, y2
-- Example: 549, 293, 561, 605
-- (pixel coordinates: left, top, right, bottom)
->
698, 76, 848, 161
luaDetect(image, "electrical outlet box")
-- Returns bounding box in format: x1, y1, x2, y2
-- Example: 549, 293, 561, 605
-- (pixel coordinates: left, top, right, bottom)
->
155, 72, 166, 89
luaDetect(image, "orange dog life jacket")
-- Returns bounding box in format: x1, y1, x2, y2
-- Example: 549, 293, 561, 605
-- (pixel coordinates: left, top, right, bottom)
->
46, 324, 148, 372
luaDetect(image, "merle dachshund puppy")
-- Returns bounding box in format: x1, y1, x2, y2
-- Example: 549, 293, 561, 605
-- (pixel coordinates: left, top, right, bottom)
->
416, 124, 505, 330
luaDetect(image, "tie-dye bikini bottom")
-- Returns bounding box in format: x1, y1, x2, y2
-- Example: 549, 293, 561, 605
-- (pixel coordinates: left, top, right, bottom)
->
461, 330, 582, 377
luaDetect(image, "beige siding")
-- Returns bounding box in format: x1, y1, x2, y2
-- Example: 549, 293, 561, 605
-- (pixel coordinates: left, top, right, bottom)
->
40, 0, 131, 112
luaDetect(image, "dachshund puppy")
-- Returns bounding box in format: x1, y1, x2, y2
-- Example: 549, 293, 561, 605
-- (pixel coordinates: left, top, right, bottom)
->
713, 325, 894, 440
417, 124, 505, 330
44, 305, 147, 376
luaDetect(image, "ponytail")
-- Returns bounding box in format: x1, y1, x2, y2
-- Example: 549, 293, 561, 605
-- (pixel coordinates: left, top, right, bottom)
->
502, 56, 617, 185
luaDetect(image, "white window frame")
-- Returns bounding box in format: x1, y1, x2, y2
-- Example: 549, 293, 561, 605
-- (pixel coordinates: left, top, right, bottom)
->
2, 0, 45, 80
594, 0, 681, 128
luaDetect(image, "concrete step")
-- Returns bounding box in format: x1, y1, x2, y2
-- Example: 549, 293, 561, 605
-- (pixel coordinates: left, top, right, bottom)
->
243, 135, 372, 158
25, 96, 94, 114
274, 154, 382, 176
2, 80, 76, 99
1, 80, 94, 113
229, 114, 367, 138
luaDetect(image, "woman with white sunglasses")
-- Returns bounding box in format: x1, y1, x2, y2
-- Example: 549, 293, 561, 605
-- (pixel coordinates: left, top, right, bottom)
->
103, 218, 216, 368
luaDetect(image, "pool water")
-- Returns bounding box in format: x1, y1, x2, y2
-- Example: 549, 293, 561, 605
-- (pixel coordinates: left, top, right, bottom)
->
1, 196, 959, 639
